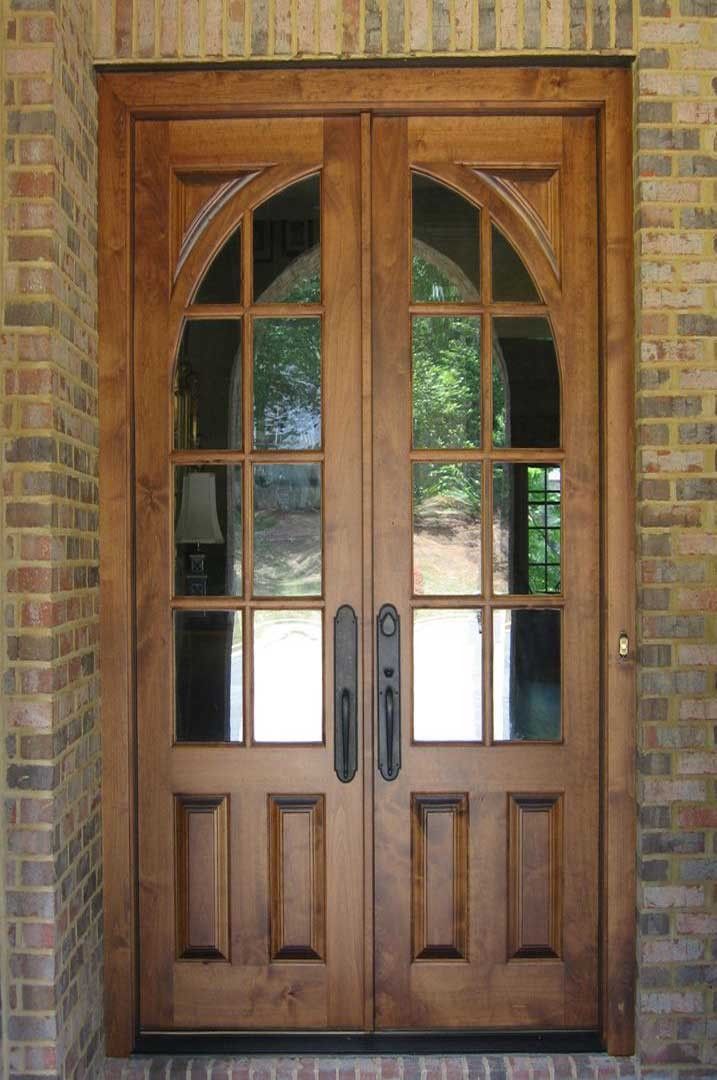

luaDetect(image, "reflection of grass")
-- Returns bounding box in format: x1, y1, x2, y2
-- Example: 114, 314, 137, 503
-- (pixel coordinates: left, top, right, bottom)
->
254, 509, 322, 596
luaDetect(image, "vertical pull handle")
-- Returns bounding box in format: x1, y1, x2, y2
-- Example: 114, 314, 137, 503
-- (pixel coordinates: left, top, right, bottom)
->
377, 604, 401, 781
334, 605, 358, 783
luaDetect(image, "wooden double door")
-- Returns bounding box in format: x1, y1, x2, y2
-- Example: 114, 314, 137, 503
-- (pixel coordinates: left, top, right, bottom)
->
134, 111, 599, 1034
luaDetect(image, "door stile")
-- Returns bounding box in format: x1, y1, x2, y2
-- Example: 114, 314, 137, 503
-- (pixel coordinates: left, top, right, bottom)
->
134, 119, 175, 1027
359, 111, 376, 1031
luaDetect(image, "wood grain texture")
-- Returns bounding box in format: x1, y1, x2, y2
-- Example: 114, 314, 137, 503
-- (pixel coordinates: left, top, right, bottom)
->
412, 794, 469, 961
269, 795, 326, 961
175, 795, 230, 960
508, 794, 563, 959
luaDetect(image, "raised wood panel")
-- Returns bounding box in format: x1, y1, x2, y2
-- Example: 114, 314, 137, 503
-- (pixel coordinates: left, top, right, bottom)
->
473, 167, 561, 278
269, 795, 326, 961
175, 794, 230, 961
508, 794, 563, 960
411, 794, 469, 961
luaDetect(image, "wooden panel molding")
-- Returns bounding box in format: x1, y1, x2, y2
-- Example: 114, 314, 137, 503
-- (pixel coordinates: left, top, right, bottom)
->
172, 170, 262, 276
508, 793, 563, 960
411, 794, 469, 961
269, 795, 327, 961
174, 794, 230, 961
473, 168, 561, 278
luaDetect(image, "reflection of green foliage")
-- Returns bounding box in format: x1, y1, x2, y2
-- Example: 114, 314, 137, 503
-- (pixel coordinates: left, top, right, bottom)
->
253, 317, 321, 449
413, 462, 481, 518
412, 256, 463, 303
282, 272, 320, 304
492, 358, 507, 447
412, 315, 481, 451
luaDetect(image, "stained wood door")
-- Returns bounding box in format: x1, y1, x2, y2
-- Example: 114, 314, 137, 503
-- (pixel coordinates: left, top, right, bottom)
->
133, 109, 600, 1034
372, 115, 600, 1029
134, 117, 365, 1030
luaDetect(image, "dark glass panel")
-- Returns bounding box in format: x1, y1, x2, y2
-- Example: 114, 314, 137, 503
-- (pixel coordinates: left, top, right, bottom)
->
194, 226, 242, 304
253, 464, 322, 597
253, 317, 321, 450
253, 610, 322, 742
413, 609, 483, 741
174, 465, 242, 597
492, 317, 560, 448
413, 463, 481, 595
174, 319, 242, 450
492, 608, 561, 741
412, 316, 481, 449
175, 610, 243, 743
253, 176, 320, 303
412, 173, 480, 302
491, 225, 541, 302
493, 464, 561, 595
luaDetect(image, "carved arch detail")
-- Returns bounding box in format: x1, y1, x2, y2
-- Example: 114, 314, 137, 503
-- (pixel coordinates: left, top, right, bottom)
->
472, 168, 561, 279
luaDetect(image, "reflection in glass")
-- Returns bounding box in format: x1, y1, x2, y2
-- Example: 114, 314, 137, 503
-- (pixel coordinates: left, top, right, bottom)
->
493, 464, 561, 595
413, 463, 481, 595
175, 611, 243, 742
253, 175, 320, 303
493, 317, 559, 448
174, 466, 242, 596
412, 317, 481, 449
491, 225, 540, 303
253, 610, 322, 742
195, 226, 242, 304
253, 317, 321, 450
414, 609, 483, 741
253, 464, 321, 596
492, 609, 561, 741
412, 173, 480, 302
174, 320, 242, 450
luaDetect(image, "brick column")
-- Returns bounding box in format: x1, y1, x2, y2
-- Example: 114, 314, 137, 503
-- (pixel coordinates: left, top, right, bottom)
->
1, 0, 102, 1074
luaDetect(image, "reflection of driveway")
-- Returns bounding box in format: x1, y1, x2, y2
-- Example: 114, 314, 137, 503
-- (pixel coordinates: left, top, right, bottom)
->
253, 611, 322, 742
414, 610, 482, 741
414, 521, 481, 594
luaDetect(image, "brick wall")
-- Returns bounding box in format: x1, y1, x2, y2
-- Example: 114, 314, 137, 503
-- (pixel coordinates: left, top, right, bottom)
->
0, 0, 715, 1076
0, 0, 102, 1075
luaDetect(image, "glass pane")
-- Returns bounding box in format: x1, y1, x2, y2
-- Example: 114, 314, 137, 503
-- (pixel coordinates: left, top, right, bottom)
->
253, 317, 321, 450
414, 609, 483, 741
413, 463, 481, 595
174, 466, 242, 596
493, 464, 561, 595
194, 226, 241, 304
174, 320, 242, 450
253, 464, 321, 596
492, 609, 561, 741
253, 610, 322, 742
412, 316, 481, 449
253, 176, 320, 303
491, 225, 541, 303
175, 610, 243, 742
492, 317, 560, 448
412, 173, 480, 302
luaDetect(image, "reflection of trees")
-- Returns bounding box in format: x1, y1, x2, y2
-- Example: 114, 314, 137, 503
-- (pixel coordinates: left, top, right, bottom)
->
253, 311, 321, 450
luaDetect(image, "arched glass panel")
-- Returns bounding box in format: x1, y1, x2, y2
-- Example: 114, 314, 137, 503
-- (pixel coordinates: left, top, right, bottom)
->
412, 174, 480, 302
491, 225, 541, 303
253, 175, 321, 303
194, 225, 242, 304
492, 317, 559, 448
173, 319, 242, 450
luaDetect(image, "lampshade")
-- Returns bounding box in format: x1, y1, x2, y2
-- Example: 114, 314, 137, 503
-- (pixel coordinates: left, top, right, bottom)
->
175, 472, 225, 544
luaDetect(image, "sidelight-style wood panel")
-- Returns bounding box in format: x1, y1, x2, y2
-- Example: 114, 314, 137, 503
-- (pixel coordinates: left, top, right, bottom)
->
175, 794, 230, 960
269, 795, 326, 961
508, 793, 562, 960
411, 794, 469, 961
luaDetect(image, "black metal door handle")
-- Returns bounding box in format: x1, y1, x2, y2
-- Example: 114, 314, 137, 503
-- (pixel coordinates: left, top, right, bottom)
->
377, 604, 401, 781
334, 605, 358, 783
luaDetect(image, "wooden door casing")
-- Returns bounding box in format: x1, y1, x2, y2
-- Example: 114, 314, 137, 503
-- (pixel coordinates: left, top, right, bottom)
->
98, 66, 635, 1057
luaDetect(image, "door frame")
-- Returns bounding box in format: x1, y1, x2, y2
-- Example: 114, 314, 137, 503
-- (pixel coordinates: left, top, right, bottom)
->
98, 63, 635, 1058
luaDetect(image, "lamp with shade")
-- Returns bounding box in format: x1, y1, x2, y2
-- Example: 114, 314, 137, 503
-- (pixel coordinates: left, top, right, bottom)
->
175, 471, 225, 595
